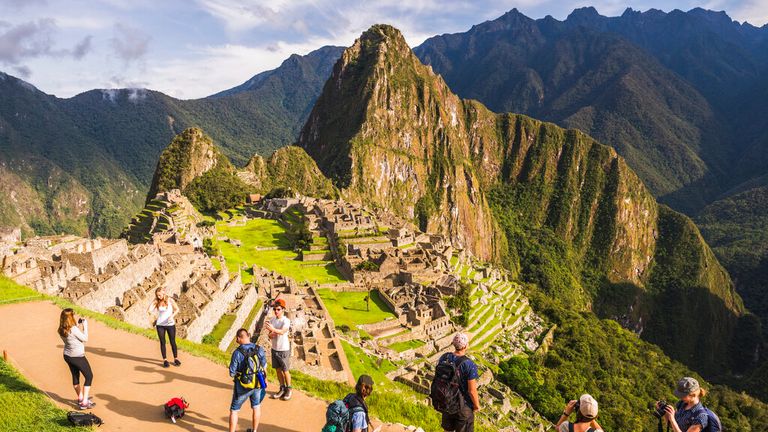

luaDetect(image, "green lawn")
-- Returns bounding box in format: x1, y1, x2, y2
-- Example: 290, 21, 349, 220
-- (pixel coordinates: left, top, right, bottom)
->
387, 339, 426, 352
202, 313, 237, 346
212, 217, 345, 284
227, 300, 263, 352
0, 359, 91, 431
0, 276, 43, 304
317, 289, 396, 329
340, 340, 398, 389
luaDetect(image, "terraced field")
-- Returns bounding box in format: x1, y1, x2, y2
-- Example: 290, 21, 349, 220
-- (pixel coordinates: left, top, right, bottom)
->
451, 260, 530, 352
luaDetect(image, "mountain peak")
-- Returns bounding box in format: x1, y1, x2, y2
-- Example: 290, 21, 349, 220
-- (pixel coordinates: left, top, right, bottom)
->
566, 6, 603, 23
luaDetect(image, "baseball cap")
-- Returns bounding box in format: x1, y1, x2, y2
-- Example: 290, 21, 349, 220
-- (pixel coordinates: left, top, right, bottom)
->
579, 394, 598, 419
452, 333, 469, 350
273, 298, 286, 309
674, 377, 700, 398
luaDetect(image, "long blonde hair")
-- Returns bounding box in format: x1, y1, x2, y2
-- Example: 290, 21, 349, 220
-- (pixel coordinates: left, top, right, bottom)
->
58, 308, 76, 337
154, 288, 168, 308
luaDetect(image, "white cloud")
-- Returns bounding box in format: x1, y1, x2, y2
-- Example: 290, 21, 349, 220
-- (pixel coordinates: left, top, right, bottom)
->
109, 23, 150, 65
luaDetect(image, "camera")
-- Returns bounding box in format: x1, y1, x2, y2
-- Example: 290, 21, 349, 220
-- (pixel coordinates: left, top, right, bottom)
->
78, 318, 84, 324
573, 401, 580, 414
653, 400, 668, 419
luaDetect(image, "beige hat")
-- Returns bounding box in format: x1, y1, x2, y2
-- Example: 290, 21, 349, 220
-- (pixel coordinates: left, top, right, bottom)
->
579, 394, 598, 418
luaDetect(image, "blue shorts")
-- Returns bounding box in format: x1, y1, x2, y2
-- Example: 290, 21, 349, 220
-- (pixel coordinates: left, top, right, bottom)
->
230, 386, 266, 411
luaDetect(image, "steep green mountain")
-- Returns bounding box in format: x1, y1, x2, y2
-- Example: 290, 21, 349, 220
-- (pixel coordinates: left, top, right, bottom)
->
0, 46, 343, 238
239, 146, 337, 198
299, 24, 749, 376
698, 186, 768, 335
412, 8, 768, 362
413, 8, 740, 213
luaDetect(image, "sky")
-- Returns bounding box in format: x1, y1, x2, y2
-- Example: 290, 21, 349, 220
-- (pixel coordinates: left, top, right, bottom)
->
1, 0, 766, 99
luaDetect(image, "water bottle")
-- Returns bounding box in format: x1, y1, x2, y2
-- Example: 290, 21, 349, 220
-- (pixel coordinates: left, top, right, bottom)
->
257, 370, 267, 389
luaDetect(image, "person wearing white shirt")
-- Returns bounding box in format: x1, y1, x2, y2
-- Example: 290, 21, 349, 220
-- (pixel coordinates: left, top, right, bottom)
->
264, 298, 292, 401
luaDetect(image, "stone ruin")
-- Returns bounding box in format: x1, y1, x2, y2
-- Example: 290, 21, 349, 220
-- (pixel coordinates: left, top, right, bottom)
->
251, 266, 355, 385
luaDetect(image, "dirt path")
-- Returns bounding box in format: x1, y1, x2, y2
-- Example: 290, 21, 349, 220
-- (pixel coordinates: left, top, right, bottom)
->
0, 301, 405, 432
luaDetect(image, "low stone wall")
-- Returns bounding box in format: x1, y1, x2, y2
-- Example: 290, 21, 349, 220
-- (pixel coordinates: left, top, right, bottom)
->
218, 284, 259, 351
184, 273, 242, 343
75, 252, 162, 313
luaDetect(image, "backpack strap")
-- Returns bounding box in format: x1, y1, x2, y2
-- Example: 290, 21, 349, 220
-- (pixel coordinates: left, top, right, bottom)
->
568, 423, 574, 432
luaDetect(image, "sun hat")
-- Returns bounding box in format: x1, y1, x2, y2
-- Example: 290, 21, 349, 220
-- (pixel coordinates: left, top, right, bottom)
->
273, 298, 286, 309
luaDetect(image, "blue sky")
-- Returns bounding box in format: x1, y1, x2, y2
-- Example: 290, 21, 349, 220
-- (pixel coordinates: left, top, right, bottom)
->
1, 0, 766, 99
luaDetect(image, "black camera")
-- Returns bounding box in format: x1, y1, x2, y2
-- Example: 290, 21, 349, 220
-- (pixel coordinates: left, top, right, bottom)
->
78, 318, 84, 324
653, 400, 668, 419
573, 401, 580, 414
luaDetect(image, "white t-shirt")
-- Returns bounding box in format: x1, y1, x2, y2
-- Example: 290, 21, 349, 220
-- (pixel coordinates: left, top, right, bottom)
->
155, 302, 175, 326
269, 316, 291, 351
558, 422, 603, 432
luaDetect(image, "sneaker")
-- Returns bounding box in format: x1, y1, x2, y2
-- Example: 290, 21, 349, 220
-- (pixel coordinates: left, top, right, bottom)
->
281, 387, 292, 401
173, 359, 181, 366
163, 360, 170, 368
76, 398, 95, 407
270, 386, 285, 399
79, 401, 95, 410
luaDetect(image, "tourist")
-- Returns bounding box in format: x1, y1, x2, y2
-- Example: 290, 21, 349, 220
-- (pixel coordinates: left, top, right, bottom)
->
556, 394, 604, 432
346, 374, 375, 432
148, 287, 181, 367
58, 308, 95, 409
439, 333, 480, 432
658, 377, 721, 432
228, 328, 268, 432
265, 298, 292, 400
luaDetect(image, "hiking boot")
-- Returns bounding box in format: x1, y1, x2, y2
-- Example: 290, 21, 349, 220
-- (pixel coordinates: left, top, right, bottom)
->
173, 359, 181, 366
163, 360, 170, 368
281, 387, 292, 401
270, 386, 285, 399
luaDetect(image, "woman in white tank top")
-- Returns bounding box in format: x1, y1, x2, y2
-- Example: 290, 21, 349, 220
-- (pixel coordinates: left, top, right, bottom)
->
148, 288, 181, 368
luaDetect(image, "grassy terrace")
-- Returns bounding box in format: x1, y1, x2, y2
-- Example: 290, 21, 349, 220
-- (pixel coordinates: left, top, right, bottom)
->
212, 217, 345, 284
387, 339, 426, 352
202, 313, 237, 346
0, 359, 92, 432
317, 289, 396, 330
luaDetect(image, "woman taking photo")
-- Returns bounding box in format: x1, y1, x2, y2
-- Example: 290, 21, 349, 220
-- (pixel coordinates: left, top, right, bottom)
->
148, 287, 181, 367
660, 377, 721, 432
58, 308, 95, 409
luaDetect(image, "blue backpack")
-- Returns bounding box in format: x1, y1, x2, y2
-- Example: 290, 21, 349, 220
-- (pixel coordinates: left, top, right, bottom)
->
676, 401, 722, 432
321, 393, 366, 432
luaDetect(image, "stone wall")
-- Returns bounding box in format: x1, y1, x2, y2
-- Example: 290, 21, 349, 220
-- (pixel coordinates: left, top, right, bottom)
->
70, 251, 162, 313
62, 240, 129, 274
183, 272, 242, 343
218, 283, 259, 351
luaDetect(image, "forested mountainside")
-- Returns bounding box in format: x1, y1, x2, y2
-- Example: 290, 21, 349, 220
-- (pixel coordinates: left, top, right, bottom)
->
413, 6, 768, 362
297, 24, 753, 377
0, 46, 343, 238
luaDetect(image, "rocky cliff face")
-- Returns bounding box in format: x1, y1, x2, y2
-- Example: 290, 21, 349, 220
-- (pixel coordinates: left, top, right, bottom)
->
298, 25, 500, 260
147, 127, 230, 200
298, 24, 746, 374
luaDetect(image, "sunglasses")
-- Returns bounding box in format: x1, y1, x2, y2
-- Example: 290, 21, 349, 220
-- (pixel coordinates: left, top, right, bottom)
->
273, 307, 283, 311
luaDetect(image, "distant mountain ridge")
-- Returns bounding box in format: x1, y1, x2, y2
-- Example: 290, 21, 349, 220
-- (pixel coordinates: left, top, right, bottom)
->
0, 46, 344, 238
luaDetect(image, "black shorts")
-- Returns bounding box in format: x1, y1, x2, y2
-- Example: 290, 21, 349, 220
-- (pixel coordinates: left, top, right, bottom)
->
441, 403, 474, 432
271, 349, 291, 370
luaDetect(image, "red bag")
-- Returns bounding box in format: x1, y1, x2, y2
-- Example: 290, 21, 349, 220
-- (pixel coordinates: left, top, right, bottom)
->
164, 397, 189, 423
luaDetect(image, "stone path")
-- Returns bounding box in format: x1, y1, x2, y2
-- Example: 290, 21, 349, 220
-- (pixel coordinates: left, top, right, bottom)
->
0, 301, 407, 432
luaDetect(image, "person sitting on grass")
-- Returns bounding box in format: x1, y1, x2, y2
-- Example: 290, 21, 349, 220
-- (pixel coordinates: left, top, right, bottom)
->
228, 328, 267, 432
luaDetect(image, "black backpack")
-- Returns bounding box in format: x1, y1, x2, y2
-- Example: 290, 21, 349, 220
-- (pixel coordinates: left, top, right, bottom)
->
67, 411, 103, 426
675, 401, 722, 432
430, 354, 469, 414
568, 423, 595, 432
